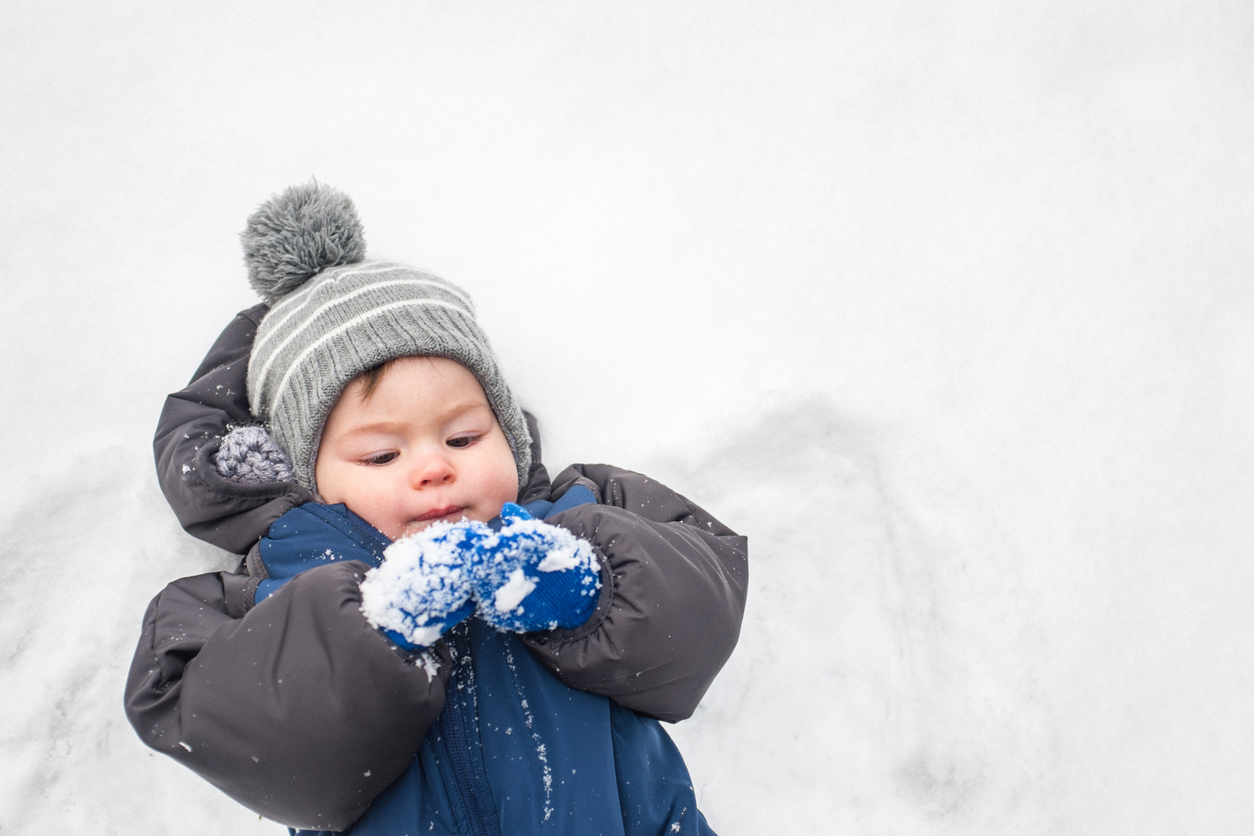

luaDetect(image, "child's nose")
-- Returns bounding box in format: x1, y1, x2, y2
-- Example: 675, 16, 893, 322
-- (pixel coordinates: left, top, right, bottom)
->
409, 451, 455, 488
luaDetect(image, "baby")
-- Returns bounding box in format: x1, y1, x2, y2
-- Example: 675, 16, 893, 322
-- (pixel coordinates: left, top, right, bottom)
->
125, 183, 748, 836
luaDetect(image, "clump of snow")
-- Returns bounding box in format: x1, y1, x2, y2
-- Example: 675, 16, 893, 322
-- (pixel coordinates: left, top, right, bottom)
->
535, 549, 581, 573
359, 521, 484, 647
492, 567, 536, 613
416, 650, 442, 680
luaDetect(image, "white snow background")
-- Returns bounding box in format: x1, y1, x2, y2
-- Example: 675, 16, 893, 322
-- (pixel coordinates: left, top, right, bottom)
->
2, 3, 1251, 834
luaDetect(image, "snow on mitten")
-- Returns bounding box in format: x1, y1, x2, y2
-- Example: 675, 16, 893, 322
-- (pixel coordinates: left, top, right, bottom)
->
470, 503, 601, 633
359, 520, 489, 649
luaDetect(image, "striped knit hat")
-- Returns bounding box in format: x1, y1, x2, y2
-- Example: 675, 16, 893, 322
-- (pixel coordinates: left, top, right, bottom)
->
240, 182, 531, 493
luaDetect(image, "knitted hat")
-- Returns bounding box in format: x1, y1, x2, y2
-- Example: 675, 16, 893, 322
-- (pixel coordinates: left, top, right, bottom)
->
239, 181, 531, 493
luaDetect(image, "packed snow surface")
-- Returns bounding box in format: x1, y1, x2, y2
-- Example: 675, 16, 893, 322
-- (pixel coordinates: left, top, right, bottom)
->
2, 3, 1251, 835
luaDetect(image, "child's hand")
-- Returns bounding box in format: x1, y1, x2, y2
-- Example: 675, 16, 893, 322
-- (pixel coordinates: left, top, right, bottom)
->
469, 503, 601, 633
359, 521, 488, 648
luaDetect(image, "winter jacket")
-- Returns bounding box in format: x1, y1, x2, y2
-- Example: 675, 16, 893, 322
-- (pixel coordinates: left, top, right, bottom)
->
126, 305, 748, 832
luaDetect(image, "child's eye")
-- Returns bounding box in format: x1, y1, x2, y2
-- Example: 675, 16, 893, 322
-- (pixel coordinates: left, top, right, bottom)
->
447, 435, 480, 449
363, 451, 399, 465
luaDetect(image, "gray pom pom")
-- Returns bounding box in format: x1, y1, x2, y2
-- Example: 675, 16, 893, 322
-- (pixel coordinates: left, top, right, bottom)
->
241, 181, 366, 303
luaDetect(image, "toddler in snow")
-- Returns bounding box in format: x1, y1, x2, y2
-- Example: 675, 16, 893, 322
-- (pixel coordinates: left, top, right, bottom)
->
124, 182, 748, 836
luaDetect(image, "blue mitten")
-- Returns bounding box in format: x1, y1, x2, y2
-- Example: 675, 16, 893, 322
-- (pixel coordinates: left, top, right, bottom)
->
359, 520, 490, 648
469, 503, 602, 633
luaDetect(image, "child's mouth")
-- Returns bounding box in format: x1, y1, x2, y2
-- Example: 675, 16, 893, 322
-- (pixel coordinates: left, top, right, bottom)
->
414, 505, 465, 523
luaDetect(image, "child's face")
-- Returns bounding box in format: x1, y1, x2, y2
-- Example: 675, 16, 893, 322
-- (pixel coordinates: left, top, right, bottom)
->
314, 356, 519, 541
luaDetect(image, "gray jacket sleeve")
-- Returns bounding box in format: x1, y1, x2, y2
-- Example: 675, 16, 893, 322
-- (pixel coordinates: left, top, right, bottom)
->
153, 303, 314, 554
124, 560, 450, 832
523, 464, 748, 723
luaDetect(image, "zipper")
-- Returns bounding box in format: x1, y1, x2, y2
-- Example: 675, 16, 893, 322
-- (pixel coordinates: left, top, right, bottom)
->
437, 625, 500, 836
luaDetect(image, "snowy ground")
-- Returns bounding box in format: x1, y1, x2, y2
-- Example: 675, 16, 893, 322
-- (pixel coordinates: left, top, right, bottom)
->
2, 3, 1251, 834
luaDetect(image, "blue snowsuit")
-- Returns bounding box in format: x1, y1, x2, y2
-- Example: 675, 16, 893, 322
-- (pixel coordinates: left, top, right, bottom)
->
255, 494, 713, 836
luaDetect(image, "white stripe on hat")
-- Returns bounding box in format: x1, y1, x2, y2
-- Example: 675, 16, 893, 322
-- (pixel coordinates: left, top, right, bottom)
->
251, 278, 474, 404
264, 262, 402, 320
265, 298, 477, 419
253, 268, 473, 360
